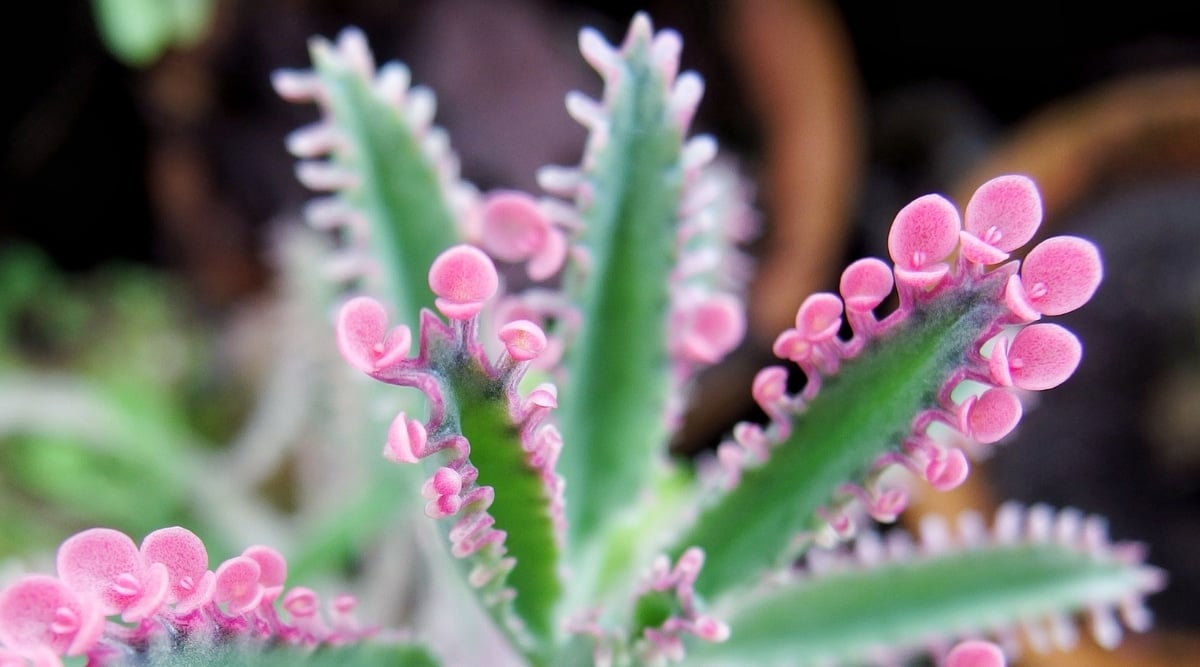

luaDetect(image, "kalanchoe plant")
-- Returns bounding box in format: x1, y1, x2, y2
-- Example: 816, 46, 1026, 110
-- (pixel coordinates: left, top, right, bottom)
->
0, 11, 1165, 667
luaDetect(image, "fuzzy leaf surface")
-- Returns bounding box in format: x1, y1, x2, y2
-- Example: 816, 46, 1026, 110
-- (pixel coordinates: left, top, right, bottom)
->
557, 29, 685, 551
674, 287, 1006, 599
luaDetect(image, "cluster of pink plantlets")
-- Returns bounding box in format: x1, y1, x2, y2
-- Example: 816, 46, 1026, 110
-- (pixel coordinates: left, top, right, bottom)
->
0, 527, 370, 666
722, 175, 1102, 539
337, 243, 564, 588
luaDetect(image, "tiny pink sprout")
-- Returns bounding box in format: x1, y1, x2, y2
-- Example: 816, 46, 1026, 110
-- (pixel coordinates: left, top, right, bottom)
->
283, 587, 318, 617
214, 556, 264, 615
794, 293, 844, 342
960, 388, 1023, 444
887, 194, 961, 278
926, 448, 970, 491
498, 320, 548, 362
384, 412, 428, 464
334, 594, 358, 614
526, 383, 559, 409
479, 191, 568, 279
1013, 236, 1103, 317
960, 175, 1042, 264
241, 545, 288, 590
751, 366, 789, 407
140, 526, 211, 609
429, 245, 499, 320
678, 293, 745, 363
869, 488, 909, 522
336, 297, 412, 373
693, 615, 730, 642
425, 467, 464, 497
675, 547, 705, 580
944, 640, 1007, 667
0, 575, 103, 657
423, 468, 464, 518
840, 258, 894, 313
56, 528, 152, 617
991, 324, 1083, 391
772, 329, 811, 362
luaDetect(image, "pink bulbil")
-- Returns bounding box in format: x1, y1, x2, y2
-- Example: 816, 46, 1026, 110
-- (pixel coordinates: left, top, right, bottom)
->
336, 296, 412, 373
944, 639, 1007, 667
960, 175, 1042, 265
0, 576, 103, 660
428, 245, 500, 320
888, 194, 961, 289
56, 528, 169, 622
479, 191, 569, 281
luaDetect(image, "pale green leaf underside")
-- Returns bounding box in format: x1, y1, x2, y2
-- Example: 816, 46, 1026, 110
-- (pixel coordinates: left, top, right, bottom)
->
692, 543, 1144, 665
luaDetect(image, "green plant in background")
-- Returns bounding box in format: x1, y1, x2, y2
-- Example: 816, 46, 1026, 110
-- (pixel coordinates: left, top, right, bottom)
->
0, 13, 1164, 667
89, 0, 216, 67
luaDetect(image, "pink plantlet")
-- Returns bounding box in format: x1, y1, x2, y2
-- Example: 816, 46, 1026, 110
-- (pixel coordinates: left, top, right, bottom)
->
629, 547, 727, 661
422, 467, 465, 518
478, 191, 569, 280
1005, 236, 1103, 319
840, 257, 894, 314
282, 587, 329, 639
958, 387, 1023, 444
428, 244, 500, 320
0, 575, 103, 659
887, 194, 961, 290
139, 526, 215, 613
336, 296, 412, 373
944, 639, 1007, 667
925, 447, 971, 492
989, 323, 1083, 390
213, 556, 265, 616
384, 412, 429, 464
673, 292, 745, 364
794, 293, 844, 342
960, 175, 1043, 265
242, 545, 288, 596
498, 319, 548, 363
56, 528, 169, 622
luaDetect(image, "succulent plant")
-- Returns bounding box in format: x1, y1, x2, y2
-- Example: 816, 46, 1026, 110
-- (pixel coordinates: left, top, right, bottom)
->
0, 12, 1162, 667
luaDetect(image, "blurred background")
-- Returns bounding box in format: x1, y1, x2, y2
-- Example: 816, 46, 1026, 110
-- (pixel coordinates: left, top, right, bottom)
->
1, 1, 1198, 665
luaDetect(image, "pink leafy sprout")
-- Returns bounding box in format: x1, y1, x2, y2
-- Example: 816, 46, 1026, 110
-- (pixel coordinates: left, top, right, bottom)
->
0, 527, 372, 666
715, 175, 1105, 541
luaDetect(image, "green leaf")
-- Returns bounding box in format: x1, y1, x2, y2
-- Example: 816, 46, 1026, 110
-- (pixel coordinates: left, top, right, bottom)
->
310, 42, 460, 323
690, 537, 1153, 665
672, 285, 1008, 600
557, 25, 685, 553
426, 325, 563, 661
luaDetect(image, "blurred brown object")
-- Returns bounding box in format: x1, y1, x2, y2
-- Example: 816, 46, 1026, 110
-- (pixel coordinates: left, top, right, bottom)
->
953, 69, 1200, 225
676, 0, 862, 452
933, 68, 1200, 667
